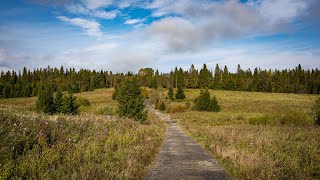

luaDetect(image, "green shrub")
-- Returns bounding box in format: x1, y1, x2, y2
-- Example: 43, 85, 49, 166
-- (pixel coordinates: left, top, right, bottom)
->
61, 93, 79, 115
54, 90, 63, 112
117, 77, 147, 122
175, 86, 186, 100
168, 87, 174, 101
193, 89, 220, 112
75, 97, 91, 107
36, 85, 56, 114
112, 86, 119, 100
158, 101, 166, 111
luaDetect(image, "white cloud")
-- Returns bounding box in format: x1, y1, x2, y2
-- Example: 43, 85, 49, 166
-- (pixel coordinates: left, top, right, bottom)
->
124, 18, 144, 25
257, 0, 309, 25
144, 0, 314, 52
81, 0, 113, 10
66, 4, 119, 20
57, 16, 102, 37
92, 10, 119, 19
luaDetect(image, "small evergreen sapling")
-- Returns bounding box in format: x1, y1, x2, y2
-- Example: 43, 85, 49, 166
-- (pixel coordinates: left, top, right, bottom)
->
168, 87, 174, 101
61, 93, 79, 115
159, 101, 166, 111
175, 86, 186, 100
194, 89, 220, 112
54, 90, 63, 113
117, 77, 147, 122
36, 85, 56, 114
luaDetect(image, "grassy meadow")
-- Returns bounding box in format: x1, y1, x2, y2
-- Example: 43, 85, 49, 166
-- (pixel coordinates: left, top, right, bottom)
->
163, 89, 320, 179
0, 88, 167, 179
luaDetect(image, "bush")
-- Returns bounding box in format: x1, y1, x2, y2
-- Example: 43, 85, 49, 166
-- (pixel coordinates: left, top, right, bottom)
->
61, 93, 79, 115
112, 86, 119, 100
175, 86, 186, 100
117, 77, 147, 122
54, 90, 63, 112
312, 97, 320, 125
167, 103, 185, 113
75, 97, 91, 107
168, 87, 174, 101
193, 89, 220, 112
36, 85, 56, 114
158, 101, 166, 111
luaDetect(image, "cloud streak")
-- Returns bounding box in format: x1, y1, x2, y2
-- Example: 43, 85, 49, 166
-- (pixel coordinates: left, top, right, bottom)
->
57, 16, 102, 37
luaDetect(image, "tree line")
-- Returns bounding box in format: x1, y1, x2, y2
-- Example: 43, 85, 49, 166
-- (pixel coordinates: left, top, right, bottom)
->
0, 64, 319, 98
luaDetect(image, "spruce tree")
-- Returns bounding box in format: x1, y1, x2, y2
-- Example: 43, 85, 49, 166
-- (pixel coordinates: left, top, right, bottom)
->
194, 89, 220, 112
175, 86, 186, 100
36, 85, 56, 114
54, 90, 63, 113
61, 93, 79, 115
168, 87, 174, 101
117, 77, 147, 122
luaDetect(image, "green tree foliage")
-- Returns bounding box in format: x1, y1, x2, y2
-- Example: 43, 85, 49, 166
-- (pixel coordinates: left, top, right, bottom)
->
199, 64, 213, 88
61, 93, 79, 115
158, 101, 166, 111
36, 86, 79, 115
112, 85, 119, 100
312, 97, 320, 125
117, 77, 147, 122
175, 86, 186, 100
36, 85, 56, 114
194, 89, 220, 112
0, 64, 319, 99
168, 87, 174, 101
54, 90, 63, 113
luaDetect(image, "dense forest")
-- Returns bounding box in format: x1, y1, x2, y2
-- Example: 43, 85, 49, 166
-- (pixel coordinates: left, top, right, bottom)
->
0, 64, 319, 98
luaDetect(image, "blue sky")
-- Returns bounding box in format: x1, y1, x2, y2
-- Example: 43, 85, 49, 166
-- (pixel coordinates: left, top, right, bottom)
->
0, 0, 320, 73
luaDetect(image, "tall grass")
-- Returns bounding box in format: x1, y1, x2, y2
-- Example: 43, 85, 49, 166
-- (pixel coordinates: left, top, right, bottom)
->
0, 111, 166, 179
169, 89, 320, 179
0, 88, 167, 179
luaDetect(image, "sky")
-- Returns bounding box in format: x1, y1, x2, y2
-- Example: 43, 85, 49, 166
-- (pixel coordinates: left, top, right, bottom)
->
0, 0, 320, 73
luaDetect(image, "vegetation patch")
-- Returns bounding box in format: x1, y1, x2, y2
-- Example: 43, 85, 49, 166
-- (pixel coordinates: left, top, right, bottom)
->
168, 89, 320, 179
0, 110, 166, 179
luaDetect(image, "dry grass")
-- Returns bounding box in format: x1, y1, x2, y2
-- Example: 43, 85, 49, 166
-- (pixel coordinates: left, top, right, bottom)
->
169, 89, 320, 179
0, 88, 167, 179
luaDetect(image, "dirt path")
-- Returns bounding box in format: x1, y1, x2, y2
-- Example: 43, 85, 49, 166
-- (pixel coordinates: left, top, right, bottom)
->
144, 105, 231, 180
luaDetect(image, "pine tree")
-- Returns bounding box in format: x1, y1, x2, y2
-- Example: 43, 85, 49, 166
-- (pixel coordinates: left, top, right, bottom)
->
54, 90, 63, 113
194, 89, 220, 112
36, 85, 56, 114
209, 95, 220, 112
175, 86, 186, 100
61, 93, 79, 115
117, 77, 147, 122
199, 64, 213, 88
168, 87, 174, 101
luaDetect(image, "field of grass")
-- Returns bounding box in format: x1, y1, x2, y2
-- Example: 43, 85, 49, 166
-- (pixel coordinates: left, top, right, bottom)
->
0, 88, 167, 179
165, 89, 320, 179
